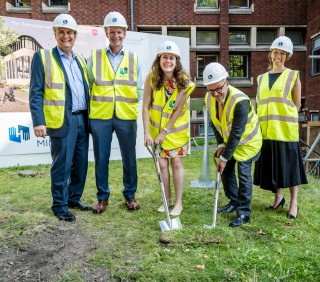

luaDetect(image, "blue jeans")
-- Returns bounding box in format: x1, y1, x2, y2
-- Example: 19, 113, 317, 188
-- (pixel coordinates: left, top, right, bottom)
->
90, 116, 138, 201
221, 151, 260, 217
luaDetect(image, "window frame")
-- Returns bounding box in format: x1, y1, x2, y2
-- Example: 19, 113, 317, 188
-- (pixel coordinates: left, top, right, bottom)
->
15, 0, 31, 6
256, 29, 277, 45
167, 29, 191, 45
196, 29, 219, 45
310, 111, 319, 122
311, 36, 320, 76
228, 54, 249, 79
48, 0, 68, 6
229, 29, 250, 45
199, 123, 214, 136
137, 27, 162, 35
285, 29, 305, 45
196, 54, 218, 79
195, 0, 218, 9
229, 0, 249, 8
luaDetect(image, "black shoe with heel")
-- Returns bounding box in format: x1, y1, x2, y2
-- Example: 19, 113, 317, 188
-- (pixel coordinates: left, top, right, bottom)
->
286, 206, 299, 219
266, 197, 285, 210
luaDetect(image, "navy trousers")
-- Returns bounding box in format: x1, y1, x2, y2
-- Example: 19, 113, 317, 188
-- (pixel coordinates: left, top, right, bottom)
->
221, 151, 260, 217
90, 116, 138, 201
50, 113, 89, 214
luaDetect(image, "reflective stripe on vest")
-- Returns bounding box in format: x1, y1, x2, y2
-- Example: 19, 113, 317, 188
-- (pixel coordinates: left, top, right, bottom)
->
205, 86, 262, 161
40, 49, 66, 129
40, 49, 89, 129
90, 49, 138, 120
256, 69, 299, 141
149, 80, 195, 150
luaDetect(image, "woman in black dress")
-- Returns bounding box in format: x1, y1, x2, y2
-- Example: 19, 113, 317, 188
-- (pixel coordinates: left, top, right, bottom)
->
254, 36, 308, 219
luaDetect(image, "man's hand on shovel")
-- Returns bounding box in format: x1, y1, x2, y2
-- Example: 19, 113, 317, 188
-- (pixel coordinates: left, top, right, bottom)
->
214, 147, 226, 174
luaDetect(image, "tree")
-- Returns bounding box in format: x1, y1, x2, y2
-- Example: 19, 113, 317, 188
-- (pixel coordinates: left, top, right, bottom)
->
0, 17, 19, 81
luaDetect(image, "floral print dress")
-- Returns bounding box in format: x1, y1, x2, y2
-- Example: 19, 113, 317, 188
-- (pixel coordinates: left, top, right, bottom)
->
154, 79, 189, 159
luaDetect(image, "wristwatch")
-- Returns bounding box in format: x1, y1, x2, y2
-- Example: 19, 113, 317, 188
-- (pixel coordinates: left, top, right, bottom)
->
164, 127, 170, 134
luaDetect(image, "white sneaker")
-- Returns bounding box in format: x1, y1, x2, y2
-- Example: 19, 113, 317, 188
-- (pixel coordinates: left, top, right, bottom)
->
170, 206, 183, 216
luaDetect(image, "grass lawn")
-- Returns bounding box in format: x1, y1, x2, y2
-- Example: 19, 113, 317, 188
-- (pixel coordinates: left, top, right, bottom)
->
0, 148, 319, 281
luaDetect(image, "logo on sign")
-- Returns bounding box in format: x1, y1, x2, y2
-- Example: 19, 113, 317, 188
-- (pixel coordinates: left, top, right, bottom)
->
92, 29, 98, 36
8, 125, 30, 143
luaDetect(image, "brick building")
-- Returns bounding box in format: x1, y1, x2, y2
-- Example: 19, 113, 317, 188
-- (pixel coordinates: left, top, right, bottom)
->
1, 0, 320, 137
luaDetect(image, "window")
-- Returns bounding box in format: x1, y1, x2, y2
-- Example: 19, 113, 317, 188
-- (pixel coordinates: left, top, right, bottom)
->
196, 30, 218, 45
229, 54, 248, 78
168, 30, 190, 45
311, 37, 320, 76
229, 29, 249, 45
200, 124, 214, 136
229, 0, 249, 8
310, 112, 319, 122
137, 27, 162, 35
15, 0, 31, 6
49, 0, 68, 5
197, 54, 218, 78
257, 29, 276, 45
285, 29, 304, 45
196, 0, 218, 8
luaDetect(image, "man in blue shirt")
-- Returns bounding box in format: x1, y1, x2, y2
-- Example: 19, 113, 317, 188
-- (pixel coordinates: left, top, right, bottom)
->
88, 11, 143, 214
29, 14, 91, 221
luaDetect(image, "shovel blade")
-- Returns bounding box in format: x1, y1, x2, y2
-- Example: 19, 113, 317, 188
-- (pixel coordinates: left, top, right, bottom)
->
159, 220, 171, 232
159, 217, 182, 232
203, 223, 216, 229
171, 217, 182, 230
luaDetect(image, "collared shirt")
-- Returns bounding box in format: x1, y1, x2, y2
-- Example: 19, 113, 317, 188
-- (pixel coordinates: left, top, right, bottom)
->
57, 47, 87, 112
87, 46, 143, 101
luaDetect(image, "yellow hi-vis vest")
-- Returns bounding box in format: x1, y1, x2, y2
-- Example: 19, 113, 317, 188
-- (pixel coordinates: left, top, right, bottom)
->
40, 49, 89, 129
205, 86, 262, 162
256, 69, 299, 141
90, 49, 138, 120
149, 80, 195, 150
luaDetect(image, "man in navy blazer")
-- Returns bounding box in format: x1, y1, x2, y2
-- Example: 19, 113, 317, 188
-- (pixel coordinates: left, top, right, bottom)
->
29, 14, 91, 221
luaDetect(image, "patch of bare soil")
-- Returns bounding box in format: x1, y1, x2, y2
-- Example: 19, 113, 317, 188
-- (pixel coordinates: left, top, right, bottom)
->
0, 222, 111, 282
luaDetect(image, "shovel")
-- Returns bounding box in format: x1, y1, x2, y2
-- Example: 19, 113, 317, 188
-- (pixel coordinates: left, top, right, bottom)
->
146, 145, 182, 232
204, 159, 221, 229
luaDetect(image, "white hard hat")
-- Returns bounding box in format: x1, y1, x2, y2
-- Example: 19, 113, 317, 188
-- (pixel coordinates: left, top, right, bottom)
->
53, 14, 78, 33
157, 41, 180, 58
203, 63, 229, 85
103, 11, 128, 29
270, 36, 293, 57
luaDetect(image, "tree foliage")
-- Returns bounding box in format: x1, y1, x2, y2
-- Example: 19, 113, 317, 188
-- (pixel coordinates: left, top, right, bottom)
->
196, 0, 217, 8
0, 17, 19, 56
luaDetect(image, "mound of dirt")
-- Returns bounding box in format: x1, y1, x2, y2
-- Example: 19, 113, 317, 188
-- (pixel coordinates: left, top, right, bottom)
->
0, 222, 110, 281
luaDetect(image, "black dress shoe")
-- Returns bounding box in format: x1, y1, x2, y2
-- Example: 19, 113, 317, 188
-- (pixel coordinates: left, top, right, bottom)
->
229, 214, 250, 227
68, 201, 92, 211
54, 210, 76, 222
218, 203, 235, 213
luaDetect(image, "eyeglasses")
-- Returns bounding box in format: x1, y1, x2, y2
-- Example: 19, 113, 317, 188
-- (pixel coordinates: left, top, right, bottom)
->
207, 81, 226, 95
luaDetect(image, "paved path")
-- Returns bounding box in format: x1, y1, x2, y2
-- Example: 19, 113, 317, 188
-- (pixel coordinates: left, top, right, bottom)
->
0, 88, 30, 112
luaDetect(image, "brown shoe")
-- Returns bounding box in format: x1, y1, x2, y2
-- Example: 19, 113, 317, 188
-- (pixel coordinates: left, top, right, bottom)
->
125, 198, 140, 211
92, 200, 108, 214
